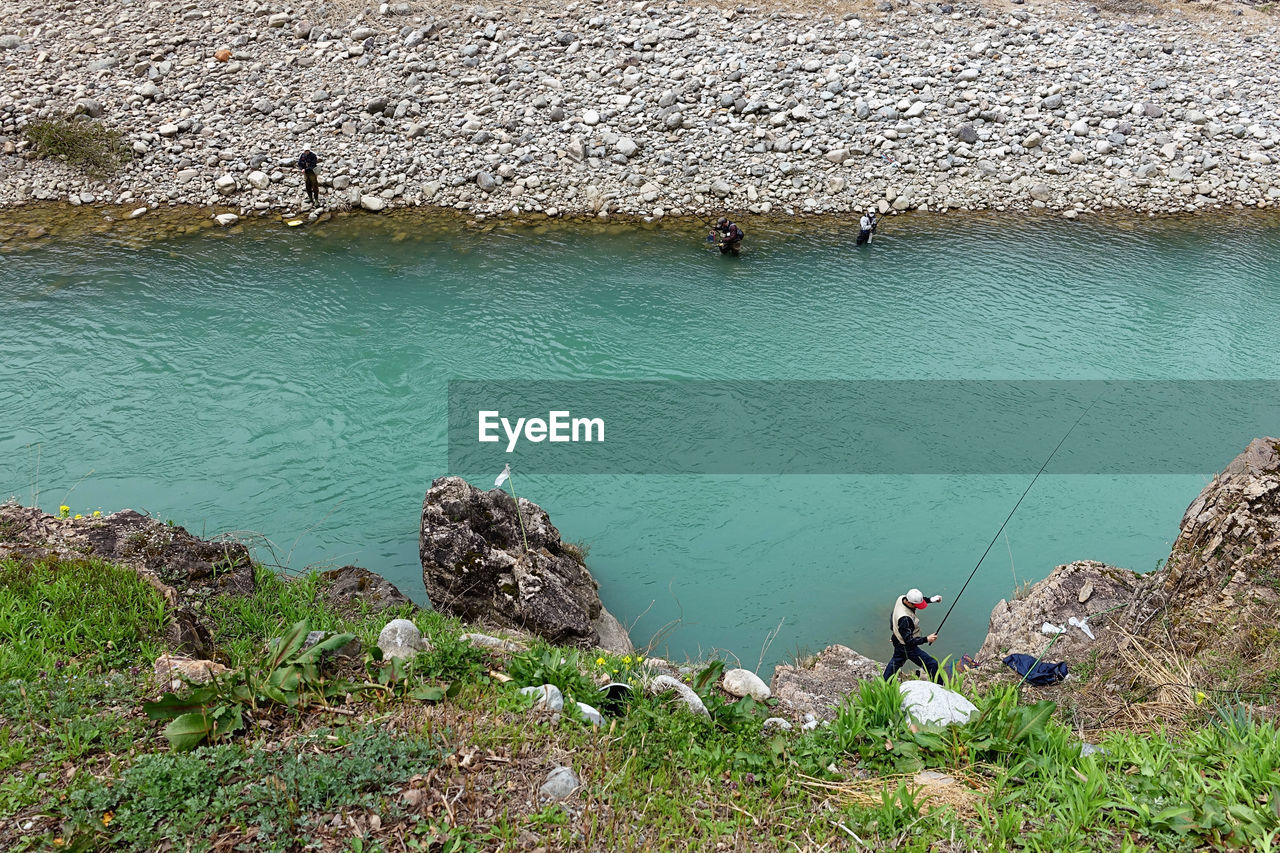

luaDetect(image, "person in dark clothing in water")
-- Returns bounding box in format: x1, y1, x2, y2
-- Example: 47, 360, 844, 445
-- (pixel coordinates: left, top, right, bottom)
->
883, 588, 945, 681
298, 147, 320, 206
857, 208, 878, 246
712, 217, 745, 256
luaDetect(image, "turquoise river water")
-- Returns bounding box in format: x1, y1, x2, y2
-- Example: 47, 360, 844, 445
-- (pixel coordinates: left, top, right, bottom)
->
3, 213, 1278, 668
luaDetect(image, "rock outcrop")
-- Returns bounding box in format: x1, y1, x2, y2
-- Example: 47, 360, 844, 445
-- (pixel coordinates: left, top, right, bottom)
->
1129, 437, 1280, 671
0, 505, 255, 601
419, 476, 632, 654
770, 644, 882, 721
321, 565, 416, 615
975, 438, 1280, 693
0, 505, 254, 657
0, 505, 414, 662
976, 560, 1140, 664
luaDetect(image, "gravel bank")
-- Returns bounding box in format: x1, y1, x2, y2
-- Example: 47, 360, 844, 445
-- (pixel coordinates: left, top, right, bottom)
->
1, 0, 1278, 220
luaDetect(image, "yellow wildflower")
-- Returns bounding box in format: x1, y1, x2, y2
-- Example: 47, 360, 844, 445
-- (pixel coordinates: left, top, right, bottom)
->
53, 840, 66, 848
74, 514, 83, 520
59, 505, 70, 517
102, 811, 114, 826
622, 656, 632, 664
92, 510, 102, 518
595, 657, 605, 666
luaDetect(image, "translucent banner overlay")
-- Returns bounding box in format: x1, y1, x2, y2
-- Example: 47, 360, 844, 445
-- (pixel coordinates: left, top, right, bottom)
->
447, 380, 1280, 475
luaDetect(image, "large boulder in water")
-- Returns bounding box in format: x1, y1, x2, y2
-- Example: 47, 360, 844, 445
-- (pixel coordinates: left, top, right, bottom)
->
418, 476, 632, 654
976, 559, 1140, 665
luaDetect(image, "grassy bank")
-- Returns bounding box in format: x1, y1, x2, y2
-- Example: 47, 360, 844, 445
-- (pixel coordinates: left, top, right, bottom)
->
2, 554, 1277, 851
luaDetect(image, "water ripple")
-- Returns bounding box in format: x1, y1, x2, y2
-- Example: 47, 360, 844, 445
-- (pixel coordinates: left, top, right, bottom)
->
2, 216, 1278, 664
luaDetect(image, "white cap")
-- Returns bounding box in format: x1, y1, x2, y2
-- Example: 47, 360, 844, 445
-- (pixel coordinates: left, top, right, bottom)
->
906, 589, 924, 604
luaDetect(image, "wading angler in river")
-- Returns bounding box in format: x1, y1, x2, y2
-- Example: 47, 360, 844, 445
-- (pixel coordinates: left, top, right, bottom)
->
710, 217, 745, 256
857, 208, 879, 246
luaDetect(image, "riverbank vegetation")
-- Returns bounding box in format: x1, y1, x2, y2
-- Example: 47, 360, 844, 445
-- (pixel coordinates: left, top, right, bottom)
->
22, 119, 129, 179
2, 554, 1277, 851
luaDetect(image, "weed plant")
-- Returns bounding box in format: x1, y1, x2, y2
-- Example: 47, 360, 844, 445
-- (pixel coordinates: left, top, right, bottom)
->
506, 645, 601, 704
59, 727, 442, 851
23, 118, 129, 177
5, 554, 1279, 852
202, 564, 424, 666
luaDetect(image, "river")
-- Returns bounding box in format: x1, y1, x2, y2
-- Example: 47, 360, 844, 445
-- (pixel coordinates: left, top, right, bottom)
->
3, 211, 1278, 668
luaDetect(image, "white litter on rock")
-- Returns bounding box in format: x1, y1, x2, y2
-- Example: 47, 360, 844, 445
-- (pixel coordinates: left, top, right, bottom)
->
1068, 616, 1095, 640
1041, 621, 1066, 635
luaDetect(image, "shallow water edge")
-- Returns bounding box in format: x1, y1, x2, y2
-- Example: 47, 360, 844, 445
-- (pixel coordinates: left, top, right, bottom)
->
3, 200, 1280, 255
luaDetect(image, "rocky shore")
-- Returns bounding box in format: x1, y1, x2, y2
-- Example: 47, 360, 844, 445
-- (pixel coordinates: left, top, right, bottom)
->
5, 442, 1278, 853
1, 0, 1278, 220
4, 436, 1276, 725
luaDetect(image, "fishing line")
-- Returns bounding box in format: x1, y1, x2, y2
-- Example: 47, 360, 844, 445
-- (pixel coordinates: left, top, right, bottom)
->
936, 390, 1105, 634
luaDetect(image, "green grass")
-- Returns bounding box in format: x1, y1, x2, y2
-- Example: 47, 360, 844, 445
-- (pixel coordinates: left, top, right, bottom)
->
201, 563, 431, 667
4, 553, 1278, 852
0, 558, 162, 823
0, 557, 167, 680
58, 727, 443, 852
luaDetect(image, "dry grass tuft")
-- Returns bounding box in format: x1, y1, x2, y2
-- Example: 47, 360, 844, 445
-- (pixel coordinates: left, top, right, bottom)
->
1114, 627, 1198, 707
796, 768, 989, 819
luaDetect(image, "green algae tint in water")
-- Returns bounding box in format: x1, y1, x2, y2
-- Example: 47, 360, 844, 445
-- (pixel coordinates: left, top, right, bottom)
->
3, 214, 1279, 667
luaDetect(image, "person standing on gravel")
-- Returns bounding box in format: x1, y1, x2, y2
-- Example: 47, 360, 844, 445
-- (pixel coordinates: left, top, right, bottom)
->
298, 146, 320, 206
883, 588, 945, 681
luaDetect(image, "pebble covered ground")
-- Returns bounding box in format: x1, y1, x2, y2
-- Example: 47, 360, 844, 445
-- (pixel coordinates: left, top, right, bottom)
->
1, 0, 1278, 220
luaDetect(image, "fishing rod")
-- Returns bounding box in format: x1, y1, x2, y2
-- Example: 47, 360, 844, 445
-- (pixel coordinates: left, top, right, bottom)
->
693, 212, 718, 247
935, 390, 1104, 635
693, 211, 721, 233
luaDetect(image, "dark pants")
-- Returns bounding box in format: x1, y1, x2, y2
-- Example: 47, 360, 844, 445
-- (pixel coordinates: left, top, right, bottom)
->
857, 229, 872, 246
883, 640, 939, 681
304, 170, 319, 204
719, 240, 741, 256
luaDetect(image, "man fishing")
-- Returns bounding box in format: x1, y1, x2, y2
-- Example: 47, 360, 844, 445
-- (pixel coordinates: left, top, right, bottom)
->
711, 217, 744, 256
883, 588, 945, 681
856, 208, 878, 246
